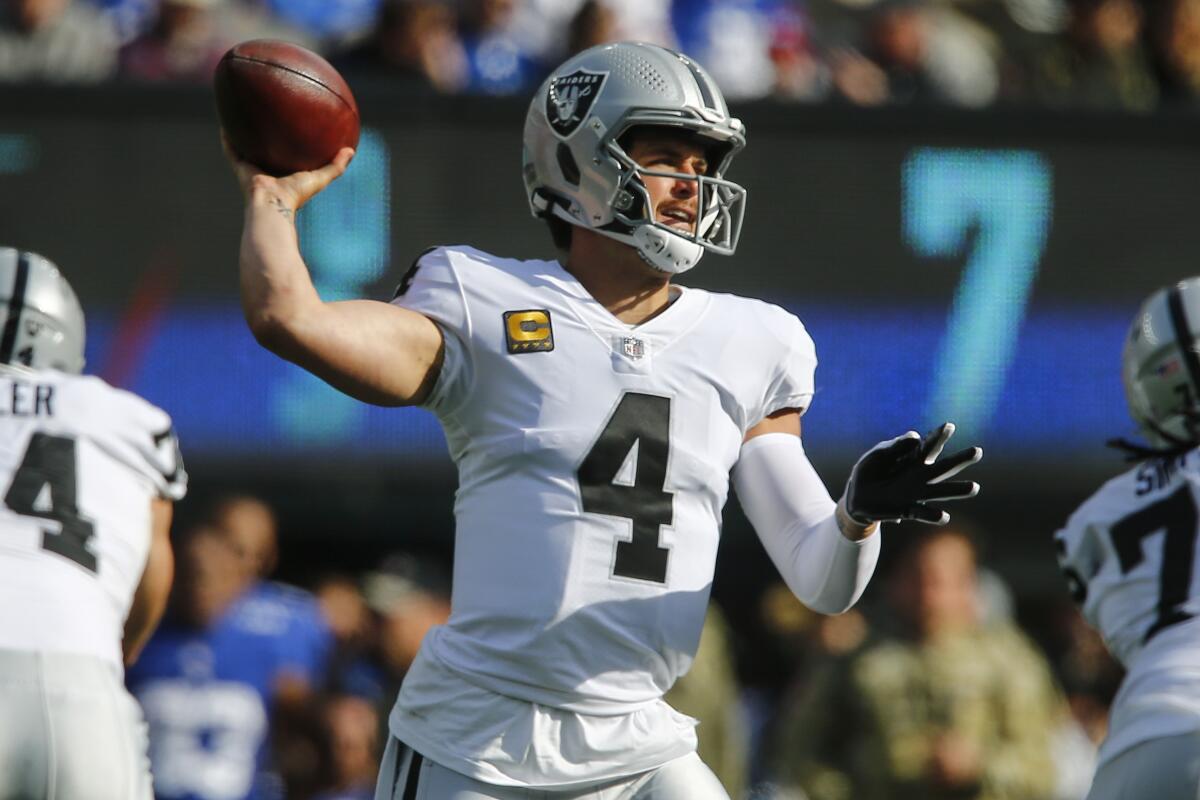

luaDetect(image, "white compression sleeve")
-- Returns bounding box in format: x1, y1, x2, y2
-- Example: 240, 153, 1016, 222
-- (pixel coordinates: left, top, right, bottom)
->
731, 433, 882, 614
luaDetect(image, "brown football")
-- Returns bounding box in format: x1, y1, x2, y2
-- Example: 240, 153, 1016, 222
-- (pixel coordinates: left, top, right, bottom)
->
215, 40, 359, 176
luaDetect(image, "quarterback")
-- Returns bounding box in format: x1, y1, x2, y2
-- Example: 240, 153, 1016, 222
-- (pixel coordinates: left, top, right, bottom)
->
1056, 277, 1200, 800
0, 248, 187, 798
226, 42, 982, 799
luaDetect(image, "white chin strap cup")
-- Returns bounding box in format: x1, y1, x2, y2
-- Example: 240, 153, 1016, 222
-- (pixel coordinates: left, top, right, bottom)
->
550, 204, 706, 275
629, 224, 705, 275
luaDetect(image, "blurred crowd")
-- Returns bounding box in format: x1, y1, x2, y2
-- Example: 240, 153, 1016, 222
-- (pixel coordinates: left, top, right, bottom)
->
2, 0, 1200, 110
127, 493, 1122, 800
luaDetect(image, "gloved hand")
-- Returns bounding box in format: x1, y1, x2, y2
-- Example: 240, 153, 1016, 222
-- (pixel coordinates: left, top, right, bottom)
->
842, 423, 982, 525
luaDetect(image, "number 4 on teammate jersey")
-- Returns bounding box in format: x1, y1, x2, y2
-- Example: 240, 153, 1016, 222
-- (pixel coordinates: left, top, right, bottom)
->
5, 433, 97, 572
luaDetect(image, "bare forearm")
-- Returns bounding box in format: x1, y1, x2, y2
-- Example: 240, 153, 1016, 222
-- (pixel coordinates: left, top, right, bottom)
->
239, 184, 323, 344
231, 156, 444, 406
124, 500, 174, 666
123, 546, 172, 665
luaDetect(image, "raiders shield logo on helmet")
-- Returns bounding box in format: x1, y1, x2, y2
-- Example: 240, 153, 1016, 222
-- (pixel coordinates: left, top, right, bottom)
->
546, 69, 608, 138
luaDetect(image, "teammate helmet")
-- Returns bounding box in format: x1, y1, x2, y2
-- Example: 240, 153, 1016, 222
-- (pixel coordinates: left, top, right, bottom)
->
1122, 277, 1200, 448
0, 248, 85, 374
522, 42, 747, 275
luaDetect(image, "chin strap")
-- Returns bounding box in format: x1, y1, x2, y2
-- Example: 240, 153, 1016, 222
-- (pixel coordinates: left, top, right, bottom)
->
629, 224, 704, 274
549, 202, 705, 275
1107, 416, 1200, 462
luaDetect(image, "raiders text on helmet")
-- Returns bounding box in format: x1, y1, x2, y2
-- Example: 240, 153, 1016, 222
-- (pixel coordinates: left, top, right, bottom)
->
1122, 277, 1200, 450
0, 248, 86, 374
522, 42, 747, 275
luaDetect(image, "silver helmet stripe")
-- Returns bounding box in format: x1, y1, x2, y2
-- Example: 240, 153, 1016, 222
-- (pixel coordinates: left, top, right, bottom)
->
677, 54, 717, 110
1167, 283, 1200, 405
0, 252, 30, 364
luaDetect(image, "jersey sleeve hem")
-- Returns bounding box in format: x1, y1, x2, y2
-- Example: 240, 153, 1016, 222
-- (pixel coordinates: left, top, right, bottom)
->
746, 308, 817, 430
391, 246, 475, 416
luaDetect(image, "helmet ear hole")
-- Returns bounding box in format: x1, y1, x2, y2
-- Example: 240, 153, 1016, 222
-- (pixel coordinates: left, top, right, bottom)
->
556, 143, 581, 187
614, 188, 646, 219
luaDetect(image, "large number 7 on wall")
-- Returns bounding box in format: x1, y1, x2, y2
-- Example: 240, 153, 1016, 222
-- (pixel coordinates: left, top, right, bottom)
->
902, 148, 1052, 440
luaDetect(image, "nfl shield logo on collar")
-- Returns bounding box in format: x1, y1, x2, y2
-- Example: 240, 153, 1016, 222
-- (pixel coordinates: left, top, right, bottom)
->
622, 337, 645, 360
546, 69, 608, 138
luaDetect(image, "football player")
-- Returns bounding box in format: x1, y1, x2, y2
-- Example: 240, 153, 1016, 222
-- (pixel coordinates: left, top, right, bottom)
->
1056, 278, 1200, 800
224, 42, 982, 799
127, 496, 332, 800
0, 248, 186, 799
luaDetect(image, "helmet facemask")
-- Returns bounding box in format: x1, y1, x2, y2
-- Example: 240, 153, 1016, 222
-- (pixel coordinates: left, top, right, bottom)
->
600, 132, 747, 272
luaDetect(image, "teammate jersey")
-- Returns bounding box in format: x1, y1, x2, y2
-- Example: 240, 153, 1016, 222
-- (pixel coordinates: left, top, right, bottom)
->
388, 246, 814, 783
0, 367, 185, 670
1055, 449, 1200, 765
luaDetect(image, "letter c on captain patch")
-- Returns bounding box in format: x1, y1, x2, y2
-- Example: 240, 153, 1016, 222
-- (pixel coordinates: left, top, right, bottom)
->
503, 309, 555, 354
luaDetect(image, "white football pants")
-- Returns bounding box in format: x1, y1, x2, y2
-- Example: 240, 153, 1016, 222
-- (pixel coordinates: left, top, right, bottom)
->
375, 737, 729, 800
1087, 731, 1200, 800
0, 648, 152, 800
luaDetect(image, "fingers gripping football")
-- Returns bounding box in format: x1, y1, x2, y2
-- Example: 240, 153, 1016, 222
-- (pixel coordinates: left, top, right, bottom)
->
843, 423, 983, 526
221, 129, 354, 211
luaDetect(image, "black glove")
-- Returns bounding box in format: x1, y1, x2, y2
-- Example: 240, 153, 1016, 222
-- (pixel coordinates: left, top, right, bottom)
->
843, 423, 982, 525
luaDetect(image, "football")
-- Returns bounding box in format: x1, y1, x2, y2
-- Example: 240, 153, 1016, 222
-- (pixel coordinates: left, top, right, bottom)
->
214, 40, 360, 176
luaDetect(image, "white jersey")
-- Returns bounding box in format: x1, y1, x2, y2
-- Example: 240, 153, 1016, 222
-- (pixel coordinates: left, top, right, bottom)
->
389, 246, 814, 785
1055, 449, 1200, 766
0, 367, 186, 671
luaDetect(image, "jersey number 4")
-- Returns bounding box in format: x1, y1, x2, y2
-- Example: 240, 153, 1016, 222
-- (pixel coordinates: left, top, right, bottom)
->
4, 433, 97, 573
1110, 485, 1198, 643
578, 392, 674, 584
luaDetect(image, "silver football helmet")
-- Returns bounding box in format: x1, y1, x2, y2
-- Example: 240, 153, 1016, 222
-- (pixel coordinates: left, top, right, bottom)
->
522, 42, 747, 274
0, 248, 85, 374
1122, 277, 1200, 449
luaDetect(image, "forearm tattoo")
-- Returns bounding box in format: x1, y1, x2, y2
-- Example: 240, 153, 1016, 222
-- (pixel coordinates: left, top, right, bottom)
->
268, 195, 294, 221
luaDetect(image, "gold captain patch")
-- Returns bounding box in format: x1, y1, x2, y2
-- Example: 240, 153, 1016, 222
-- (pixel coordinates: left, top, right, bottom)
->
504, 309, 554, 354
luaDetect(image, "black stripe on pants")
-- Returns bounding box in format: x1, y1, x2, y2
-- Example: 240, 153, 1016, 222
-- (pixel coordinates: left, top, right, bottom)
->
393, 742, 424, 800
